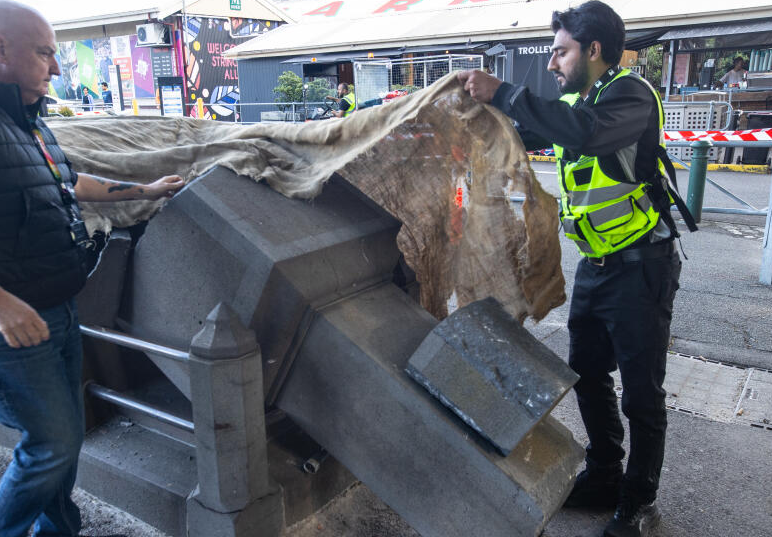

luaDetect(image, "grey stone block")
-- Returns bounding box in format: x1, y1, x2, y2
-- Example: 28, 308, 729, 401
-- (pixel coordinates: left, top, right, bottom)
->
119, 167, 402, 401
278, 285, 584, 537
406, 297, 579, 455
75, 417, 198, 537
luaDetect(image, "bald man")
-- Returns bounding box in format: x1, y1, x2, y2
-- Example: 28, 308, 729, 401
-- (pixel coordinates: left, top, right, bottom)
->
0, 3, 183, 536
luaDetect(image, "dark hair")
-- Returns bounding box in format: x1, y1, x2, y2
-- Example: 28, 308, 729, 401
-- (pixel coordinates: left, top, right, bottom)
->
339, 82, 349, 91
101, 82, 108, 88
733, 56, 744, 66
551, 1, 625, 66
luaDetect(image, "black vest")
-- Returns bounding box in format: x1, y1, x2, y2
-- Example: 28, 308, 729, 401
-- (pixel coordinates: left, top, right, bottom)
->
0, 83, 87, 310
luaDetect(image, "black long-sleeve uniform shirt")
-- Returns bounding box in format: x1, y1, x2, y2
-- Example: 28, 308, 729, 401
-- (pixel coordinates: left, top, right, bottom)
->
491, 75, 663, 186
491, 73, 673, 242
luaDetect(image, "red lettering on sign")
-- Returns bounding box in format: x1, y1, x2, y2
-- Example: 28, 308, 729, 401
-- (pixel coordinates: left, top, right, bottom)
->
448, 0, 489, 5
374, 0, 422, 14
305, 1, 343, 17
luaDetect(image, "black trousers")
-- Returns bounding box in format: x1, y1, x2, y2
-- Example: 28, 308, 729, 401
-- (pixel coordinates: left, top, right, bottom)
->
568, 249, 682, 502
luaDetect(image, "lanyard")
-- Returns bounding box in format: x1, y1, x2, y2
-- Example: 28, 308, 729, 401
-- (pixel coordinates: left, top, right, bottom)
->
30, 127, 79, 221
31, 128, 64, 183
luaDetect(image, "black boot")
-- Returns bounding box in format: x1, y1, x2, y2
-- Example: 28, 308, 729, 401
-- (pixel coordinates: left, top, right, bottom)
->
563, 462, 622, 510
603, 490, 661, 537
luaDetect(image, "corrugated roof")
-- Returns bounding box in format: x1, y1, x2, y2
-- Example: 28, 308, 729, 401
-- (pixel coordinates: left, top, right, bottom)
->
226, 0, 772, 59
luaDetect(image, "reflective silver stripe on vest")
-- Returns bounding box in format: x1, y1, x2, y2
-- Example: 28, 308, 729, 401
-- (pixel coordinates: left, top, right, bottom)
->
570, 183, 639, 207
589, 200, 632, 227
637, 193, 652, 213
563, 218, 578, 236
587, 194, 654, 228
576, 240, 594, 254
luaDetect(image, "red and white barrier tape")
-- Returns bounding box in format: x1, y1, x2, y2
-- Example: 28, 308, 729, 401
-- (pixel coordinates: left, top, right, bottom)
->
665, 129, 772, 142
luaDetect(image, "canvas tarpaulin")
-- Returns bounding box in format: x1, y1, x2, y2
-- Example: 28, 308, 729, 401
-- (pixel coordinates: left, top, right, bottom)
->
48, 74, 565, 322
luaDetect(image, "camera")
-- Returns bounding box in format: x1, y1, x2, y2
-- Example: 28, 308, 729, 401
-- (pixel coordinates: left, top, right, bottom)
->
69, 219, 90, 246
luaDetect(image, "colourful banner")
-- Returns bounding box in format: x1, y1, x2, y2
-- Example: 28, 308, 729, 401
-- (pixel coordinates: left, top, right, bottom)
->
130, 35, 154, 99
49, 52, 67, 99
57, 41, 81, 100
92, 38, 113, 84
110, 36, 135, 104
184, 17, 247, 121
75, 40, 99, 95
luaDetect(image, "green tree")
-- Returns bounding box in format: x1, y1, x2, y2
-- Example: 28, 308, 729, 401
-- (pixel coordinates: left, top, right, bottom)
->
272, 72, 337, 111
273, 71, 303, 111
306, 78, 336, 102
643, 45, 663, 89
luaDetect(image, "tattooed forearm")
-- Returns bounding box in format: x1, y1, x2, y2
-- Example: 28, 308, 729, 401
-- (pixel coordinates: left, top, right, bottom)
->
107, 183, 134, 193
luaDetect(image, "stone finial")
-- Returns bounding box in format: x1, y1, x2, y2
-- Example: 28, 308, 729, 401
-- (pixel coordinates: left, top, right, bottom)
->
190, 302, 258, 360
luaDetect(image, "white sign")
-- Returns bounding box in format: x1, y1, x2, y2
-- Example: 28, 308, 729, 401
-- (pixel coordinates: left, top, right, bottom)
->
161, 84, 184, 117
107, 64, 122, 113
517, 45, 551, 55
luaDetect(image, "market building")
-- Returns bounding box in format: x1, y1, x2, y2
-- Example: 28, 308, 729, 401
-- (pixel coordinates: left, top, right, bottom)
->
225, 0, 772, 124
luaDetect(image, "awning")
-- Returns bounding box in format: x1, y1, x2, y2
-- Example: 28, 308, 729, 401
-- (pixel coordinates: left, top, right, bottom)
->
281, 50, 404, 64
660, 20, 772, 40
625, 29, 666, 50
281, 43, 486, 64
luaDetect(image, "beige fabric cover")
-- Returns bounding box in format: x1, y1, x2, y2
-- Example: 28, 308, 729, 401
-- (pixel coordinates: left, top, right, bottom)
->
48, 74, 565, 322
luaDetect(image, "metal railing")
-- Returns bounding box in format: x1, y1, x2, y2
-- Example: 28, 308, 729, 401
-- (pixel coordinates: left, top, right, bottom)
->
668, 140, 772, 219
80, 324, 193, 432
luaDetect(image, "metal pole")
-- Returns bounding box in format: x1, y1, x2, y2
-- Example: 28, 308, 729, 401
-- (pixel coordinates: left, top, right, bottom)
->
80, 325, 190, 363
85, 382, 195, 433
686, 140, 712, 223
761, 173, 772, 285
665, 39, 678, 102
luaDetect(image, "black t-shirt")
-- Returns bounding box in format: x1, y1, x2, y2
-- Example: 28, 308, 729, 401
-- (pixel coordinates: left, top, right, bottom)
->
339, 96, 353, 112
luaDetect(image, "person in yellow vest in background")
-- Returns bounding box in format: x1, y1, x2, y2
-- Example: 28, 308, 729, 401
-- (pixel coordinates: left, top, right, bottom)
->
458, 2, 696, 537
329, 82, 356, 118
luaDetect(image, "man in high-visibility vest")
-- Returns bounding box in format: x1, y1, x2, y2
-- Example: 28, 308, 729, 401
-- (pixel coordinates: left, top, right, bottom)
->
458, 2, 695, 536
330, 82, 356, 118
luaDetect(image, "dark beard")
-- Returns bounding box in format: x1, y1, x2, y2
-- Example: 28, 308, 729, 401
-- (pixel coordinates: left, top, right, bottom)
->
556, 57, 590, 95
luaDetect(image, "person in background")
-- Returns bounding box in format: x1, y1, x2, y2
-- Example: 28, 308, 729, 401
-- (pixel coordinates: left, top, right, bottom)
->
0, 2, 185, 536
717, 56, 747, 88
100, 81, 112, 106
329, 82, 357, 118
81, 85, 94, 111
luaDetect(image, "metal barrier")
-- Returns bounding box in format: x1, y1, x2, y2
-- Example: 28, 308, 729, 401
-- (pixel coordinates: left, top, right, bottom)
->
668, 139, 772, 286
79, 304, 275, 536
666, 140, 772, 219
79, 324, 193, 431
